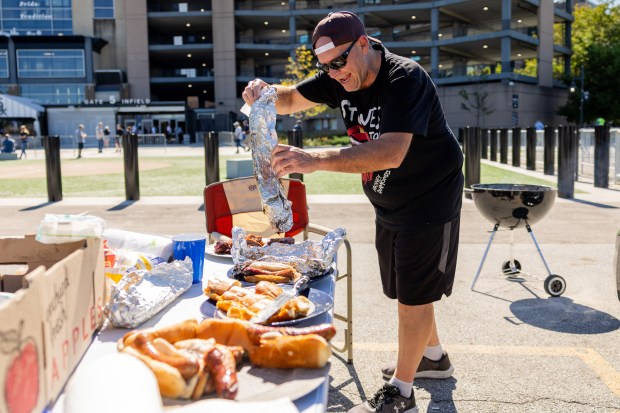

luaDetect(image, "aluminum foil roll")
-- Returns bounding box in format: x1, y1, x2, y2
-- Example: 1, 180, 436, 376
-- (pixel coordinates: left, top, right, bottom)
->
248, 86, 293, 233
231, 226, 346, 278
105, 258, 193, 328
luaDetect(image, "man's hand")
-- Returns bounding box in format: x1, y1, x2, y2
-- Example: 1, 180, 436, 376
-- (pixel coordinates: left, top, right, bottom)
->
271, 144, 317, 178
242, 79, 270, 106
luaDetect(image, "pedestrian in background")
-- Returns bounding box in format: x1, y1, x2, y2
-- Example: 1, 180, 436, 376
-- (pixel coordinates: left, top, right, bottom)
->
18, 125, 29, 159
103, 125, 111, 147
242, 119, 251, 151
115, 124, 123, 152
233, 121, 243, 153
75, 124, 87, 159
1, 133, 15, 153
96, 122, 104, 153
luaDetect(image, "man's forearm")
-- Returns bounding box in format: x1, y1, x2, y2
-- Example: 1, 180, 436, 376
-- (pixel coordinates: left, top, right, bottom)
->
272, 85, 297, 115
313, 135, 410, 173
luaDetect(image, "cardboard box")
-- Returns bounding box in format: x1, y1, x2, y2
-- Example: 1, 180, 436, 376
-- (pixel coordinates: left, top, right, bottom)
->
0, 235, 106, 412
0, 269, 47, 413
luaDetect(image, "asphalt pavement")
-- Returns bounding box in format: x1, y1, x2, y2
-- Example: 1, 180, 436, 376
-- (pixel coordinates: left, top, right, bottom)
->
1, 147, 619, 413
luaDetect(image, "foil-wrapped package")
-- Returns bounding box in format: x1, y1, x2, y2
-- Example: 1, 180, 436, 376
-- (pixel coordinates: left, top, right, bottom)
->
231, 226, 346, 278
248, 86, 293, 233
105, 258, 193, 328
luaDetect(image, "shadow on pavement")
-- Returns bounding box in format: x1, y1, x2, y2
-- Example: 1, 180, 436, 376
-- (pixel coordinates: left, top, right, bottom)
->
415, 377, 458, 413
19, 201, 57, 211
570, 198, 619, 209
328, 352, 362, 412
510, 297, 620, 334
107, 200, 136, 211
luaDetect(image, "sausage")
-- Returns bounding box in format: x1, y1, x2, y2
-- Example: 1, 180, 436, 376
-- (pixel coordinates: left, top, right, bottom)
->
206, 346, 238, 399
132, 334, 199, 379
245, 323, 336, 343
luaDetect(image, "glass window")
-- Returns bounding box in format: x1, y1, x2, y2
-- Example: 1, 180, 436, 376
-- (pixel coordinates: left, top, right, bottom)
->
0, 51, 8, 78
94, 0, 114, 19
20, 83, 85, 104
17, 50, 85, 78
0, 0, 73, 36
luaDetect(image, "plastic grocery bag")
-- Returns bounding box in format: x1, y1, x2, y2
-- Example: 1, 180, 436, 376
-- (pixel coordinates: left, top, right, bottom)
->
36, 214, 106, 244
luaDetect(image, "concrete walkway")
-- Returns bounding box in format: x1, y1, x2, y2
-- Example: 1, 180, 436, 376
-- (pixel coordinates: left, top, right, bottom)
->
1, 151, 619, 412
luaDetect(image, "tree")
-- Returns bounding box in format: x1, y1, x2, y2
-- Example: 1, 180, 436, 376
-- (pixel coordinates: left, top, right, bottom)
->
559, 42, 620, 124
281, 45, 328, 119
459, 77, 495, 127
557, 1, 620, 124
571, 1, 620, 70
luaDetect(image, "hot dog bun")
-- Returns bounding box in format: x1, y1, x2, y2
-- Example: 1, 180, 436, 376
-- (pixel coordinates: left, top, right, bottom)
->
120, 346, 198, 399
248, 334, 331, 369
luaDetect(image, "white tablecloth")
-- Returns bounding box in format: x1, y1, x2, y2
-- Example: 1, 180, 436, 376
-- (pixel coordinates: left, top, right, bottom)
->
50, 254, 335, 413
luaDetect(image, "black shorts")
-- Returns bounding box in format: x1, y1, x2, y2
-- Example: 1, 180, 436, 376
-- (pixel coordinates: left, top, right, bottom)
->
78, 142, 84, 149
376, 215, 460, 305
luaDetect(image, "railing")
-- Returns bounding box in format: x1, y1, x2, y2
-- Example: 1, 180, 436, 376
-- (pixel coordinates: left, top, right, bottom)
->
480, 128, 619, 186
148, 2, 212, 12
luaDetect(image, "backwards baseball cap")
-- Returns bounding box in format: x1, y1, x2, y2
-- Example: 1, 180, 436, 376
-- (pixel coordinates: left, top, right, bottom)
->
312, 11, 380, 55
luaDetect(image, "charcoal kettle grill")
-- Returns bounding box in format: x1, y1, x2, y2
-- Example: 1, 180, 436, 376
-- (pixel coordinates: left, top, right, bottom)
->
468, 183, 566, 296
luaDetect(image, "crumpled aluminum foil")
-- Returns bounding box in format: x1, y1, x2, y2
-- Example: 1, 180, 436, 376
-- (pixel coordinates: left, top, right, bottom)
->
105, 258, 193, 328
248, 86, 293, 233
231, 226, 346, 278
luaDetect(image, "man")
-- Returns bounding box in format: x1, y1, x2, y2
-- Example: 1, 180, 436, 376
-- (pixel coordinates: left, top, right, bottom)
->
75, 124, 87, 159
233, 121, 243, 153
242, 11, 463, 413
242, 119, 251, 151
96, 122, 104, 153
1, 133, 14, 153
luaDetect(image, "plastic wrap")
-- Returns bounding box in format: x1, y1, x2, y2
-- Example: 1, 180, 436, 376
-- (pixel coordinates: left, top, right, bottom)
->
103, 229, 173, 261
231, 226, 346, 278
105, 258, 193, 328
248, 87, 293, 233
35, 214, 105, 244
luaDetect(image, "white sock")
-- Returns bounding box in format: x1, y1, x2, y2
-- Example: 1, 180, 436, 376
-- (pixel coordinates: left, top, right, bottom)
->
388, 376, 412, 398
424, 344, 444, 361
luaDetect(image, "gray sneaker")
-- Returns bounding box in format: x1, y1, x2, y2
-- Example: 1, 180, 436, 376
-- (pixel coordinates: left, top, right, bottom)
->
381, 352, 454, 380
347, 383, 418, 413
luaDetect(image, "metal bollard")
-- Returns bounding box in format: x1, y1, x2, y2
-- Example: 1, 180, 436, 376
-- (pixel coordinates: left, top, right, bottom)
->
499, 128, 508, 164
123, 133, 140, 201
204, 131, 220, 185
464, 127, 481, 196
512, 127, 521, 167
526, 127, 536, 171
543, 126, 555, 175
44, 135, 62, 202
489, 129, 498, 162
287, 129, 304, 181
594, 125, 610, 188
557, 125, 576, 199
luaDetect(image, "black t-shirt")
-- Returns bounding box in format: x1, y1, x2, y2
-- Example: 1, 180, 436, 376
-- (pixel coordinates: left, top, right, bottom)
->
296, 44, 463, 230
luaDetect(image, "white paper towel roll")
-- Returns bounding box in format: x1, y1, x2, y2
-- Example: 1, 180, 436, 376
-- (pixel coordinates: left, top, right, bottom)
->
64, 353, 163, 413
104, 229, 173, 260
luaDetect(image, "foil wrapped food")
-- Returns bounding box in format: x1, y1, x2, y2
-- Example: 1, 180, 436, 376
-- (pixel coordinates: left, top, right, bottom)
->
248, 86, 293, 233
231, 226, 346, 278
105, 258, 193, 328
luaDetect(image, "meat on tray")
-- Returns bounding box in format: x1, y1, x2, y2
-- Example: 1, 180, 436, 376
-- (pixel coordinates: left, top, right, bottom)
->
213, 234, 295, 255
204, 278, 310, 323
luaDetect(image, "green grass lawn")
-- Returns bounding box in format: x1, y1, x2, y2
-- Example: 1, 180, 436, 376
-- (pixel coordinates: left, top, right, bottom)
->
0, 155, 561, 198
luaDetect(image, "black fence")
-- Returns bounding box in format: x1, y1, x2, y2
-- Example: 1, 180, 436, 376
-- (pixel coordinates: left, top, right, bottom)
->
461, 126, 619, 199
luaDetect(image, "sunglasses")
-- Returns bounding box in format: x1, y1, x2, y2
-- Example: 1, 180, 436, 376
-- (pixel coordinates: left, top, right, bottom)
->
316, 39, 358, 73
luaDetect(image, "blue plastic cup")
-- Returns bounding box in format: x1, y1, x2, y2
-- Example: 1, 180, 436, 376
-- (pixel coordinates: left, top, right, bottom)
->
172, 233, 207, 284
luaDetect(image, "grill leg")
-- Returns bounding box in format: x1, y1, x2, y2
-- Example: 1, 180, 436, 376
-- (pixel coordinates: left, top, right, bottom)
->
526, 223, 553, 276
471, 223, 500, 290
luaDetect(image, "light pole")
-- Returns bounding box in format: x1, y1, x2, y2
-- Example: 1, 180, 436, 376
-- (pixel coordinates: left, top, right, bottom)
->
569, 65, 588, 128
579, 65, 584, 128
